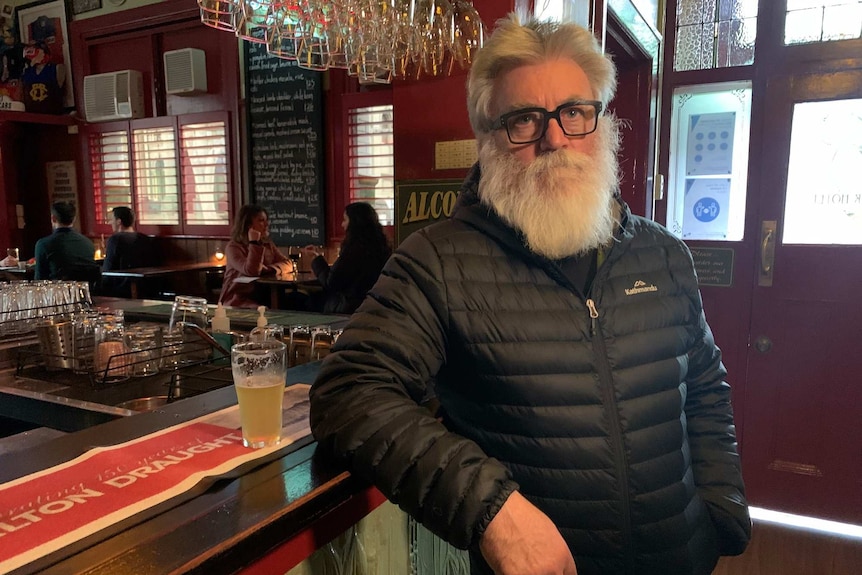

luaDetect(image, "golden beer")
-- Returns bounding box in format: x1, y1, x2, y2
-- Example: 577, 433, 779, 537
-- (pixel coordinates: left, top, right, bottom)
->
235, 375, 286, 448
231, 340, 287, 448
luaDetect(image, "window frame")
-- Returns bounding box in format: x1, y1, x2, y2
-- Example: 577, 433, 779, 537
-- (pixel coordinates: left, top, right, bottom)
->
347, 103, 395, 226
177, 113, 233, 236
82, 110, 233, 238
338, 90, 394, 240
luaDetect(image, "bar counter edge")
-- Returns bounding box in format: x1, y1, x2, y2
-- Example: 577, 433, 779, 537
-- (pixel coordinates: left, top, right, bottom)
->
2, 374, 386, 575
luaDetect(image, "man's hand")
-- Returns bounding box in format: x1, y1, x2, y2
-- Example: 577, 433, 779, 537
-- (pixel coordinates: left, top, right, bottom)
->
479, 491, 577, 575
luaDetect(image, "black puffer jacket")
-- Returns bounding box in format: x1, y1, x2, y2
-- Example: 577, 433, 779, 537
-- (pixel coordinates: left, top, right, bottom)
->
310, 169, 750, 574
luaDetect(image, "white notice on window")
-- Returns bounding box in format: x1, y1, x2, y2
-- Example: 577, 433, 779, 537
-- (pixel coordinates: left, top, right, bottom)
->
682, 178, 731, 240
686, 112, 735, 176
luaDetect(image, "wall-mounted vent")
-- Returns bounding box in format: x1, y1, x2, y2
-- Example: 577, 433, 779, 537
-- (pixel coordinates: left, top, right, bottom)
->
82, 70, 145, 123
164, 48, 207, 96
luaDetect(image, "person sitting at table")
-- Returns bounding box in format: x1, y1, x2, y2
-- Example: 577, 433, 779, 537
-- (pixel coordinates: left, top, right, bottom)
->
101, 206, 154, 297
302, 202, 391, 314
34, 200, 99, 282
221, 204, 292, 308
0, 252, 22, 282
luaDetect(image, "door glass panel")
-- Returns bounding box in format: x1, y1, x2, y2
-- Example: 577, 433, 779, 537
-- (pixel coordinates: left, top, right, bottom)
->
783, 98, 862, 245
674, 0, 757, 71
667, 81, 751, 241
532, 0, 590, 26
785, 1, 862, 45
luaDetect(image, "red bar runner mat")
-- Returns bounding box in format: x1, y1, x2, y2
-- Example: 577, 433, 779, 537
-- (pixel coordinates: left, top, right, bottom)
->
0, 384, 312, 575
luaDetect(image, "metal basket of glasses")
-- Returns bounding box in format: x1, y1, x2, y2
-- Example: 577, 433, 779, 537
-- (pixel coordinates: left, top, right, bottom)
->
19, 318, 226, 386
0, 280, 93, 338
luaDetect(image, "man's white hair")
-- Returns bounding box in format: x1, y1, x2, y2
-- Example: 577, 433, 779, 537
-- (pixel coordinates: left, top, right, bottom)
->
466, 13, 617, 136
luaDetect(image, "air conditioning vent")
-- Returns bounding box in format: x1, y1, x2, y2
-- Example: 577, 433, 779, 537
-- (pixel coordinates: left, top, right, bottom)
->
164, 48, 207, 96
82, 70, 145, 123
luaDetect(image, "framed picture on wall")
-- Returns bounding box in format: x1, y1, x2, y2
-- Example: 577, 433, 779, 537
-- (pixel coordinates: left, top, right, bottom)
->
72, 0, 102, 15
71, 0, 102, 16
17, 0, 74, 110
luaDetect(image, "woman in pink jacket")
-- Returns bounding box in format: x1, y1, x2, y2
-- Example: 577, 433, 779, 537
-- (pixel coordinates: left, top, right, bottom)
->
220, 204, 290, 308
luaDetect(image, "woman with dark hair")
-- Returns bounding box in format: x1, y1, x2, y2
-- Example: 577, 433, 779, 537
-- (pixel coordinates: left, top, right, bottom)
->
302, 202, 391, 314
221, 204, 290, 308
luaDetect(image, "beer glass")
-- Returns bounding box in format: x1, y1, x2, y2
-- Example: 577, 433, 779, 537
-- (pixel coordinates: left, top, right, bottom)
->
231, 340, 287, 448
168, 295, 210, 364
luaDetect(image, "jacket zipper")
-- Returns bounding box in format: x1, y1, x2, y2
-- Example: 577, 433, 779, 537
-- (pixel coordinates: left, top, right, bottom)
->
586, 298, 634, 570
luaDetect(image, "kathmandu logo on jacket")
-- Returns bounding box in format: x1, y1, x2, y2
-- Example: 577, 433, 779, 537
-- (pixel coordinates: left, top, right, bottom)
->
625, 279, 658, 296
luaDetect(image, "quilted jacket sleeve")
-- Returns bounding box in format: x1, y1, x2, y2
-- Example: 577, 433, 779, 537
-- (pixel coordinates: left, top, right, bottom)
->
685, 307, 752, 556
309, 230, 518, 549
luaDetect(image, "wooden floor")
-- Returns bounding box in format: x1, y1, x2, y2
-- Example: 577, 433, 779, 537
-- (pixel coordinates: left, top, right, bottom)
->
713, 520, 862, 574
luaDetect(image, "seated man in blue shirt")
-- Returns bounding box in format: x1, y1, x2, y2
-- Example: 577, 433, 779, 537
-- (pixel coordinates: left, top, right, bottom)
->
101, 206, 153, 297
34, 201, 98, 281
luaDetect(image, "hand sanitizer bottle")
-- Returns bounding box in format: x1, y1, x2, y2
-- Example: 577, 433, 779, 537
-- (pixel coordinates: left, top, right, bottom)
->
212, 303, 230, 333
211, 303, 232, 364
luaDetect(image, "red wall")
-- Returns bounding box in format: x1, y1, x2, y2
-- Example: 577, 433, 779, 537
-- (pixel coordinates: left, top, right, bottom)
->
386, 0, 653, 221
0, 121, 79, 259
390, 0, 512, 183
69, 0, 242, 238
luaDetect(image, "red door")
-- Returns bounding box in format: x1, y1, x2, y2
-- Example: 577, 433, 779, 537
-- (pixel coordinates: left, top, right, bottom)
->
742, 70, 862, 523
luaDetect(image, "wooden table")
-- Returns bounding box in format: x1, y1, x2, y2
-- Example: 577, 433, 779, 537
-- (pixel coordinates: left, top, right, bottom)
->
101, 262, 225, 299
0, 265, 34, 280
255, 272, 322, 310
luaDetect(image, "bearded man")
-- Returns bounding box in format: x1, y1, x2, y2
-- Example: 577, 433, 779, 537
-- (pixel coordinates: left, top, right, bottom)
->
309, 14, 750, 575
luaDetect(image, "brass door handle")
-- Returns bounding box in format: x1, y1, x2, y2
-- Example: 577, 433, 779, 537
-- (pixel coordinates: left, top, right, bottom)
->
758, 220, 777, 287
761, 229, 774, 273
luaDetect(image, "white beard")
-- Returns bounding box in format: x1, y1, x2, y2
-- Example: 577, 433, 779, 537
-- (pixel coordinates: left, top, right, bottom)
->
477, 120, 620, 260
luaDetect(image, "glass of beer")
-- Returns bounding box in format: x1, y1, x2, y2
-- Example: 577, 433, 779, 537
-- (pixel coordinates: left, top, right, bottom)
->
231, 340, 287, 448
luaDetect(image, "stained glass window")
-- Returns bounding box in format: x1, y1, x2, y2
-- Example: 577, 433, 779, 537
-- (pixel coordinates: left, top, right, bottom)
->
674, 0, 758, 71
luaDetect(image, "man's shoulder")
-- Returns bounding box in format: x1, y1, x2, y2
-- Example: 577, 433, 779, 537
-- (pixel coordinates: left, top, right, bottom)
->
627, 214, 683, 246
400, 217, 486, 252
34, 234, 51, 251
38, 230, 70, 245
69, 230, 94, 244
111, 231, 148, 244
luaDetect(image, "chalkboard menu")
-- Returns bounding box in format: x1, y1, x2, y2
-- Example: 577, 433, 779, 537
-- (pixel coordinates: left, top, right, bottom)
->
244, 40, 324, 246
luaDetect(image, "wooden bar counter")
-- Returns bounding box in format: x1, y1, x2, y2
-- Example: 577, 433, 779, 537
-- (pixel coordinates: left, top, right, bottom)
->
0, 299, 391, 575
0, 364, 388, 575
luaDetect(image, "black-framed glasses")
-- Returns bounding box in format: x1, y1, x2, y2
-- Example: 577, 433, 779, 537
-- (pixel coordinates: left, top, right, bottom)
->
495, 100, 603, 144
